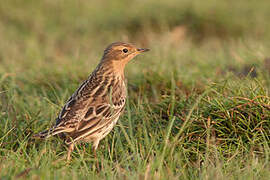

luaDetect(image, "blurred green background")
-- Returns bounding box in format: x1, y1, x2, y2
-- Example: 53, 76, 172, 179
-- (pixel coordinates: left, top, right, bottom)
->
1, 0, 270, 179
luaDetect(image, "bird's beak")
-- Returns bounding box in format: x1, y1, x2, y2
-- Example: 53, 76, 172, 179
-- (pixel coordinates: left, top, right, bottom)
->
137, 48, 150, 53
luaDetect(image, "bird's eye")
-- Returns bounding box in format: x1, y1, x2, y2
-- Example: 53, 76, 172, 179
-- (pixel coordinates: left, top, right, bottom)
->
123, 48, 128, 53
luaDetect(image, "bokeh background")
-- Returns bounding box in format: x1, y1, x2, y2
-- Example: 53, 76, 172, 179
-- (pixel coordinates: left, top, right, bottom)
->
1, 0, 270, 179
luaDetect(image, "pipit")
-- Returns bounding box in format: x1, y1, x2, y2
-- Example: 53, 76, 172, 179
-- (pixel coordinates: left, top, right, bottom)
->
34, 42, 149, 161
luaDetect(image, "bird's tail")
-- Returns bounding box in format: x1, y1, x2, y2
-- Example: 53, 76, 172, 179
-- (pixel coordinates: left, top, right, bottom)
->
33, 127, 66, 139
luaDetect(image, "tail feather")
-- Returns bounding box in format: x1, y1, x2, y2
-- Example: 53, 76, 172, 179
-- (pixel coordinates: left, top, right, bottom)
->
33, 127, 66, 139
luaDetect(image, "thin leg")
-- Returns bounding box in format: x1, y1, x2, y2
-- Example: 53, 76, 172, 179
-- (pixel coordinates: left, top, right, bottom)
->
67, 143, 74, 161
92, 140, 100, 171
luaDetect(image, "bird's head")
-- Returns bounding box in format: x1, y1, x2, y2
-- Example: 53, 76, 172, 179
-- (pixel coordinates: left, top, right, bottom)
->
101, 42, 149, 74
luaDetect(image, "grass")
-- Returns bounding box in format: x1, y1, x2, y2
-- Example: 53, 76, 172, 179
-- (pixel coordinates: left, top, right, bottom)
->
1, 0, 270, 179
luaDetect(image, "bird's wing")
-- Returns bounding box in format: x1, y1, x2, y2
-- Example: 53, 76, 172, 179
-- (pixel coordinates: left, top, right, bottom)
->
64, 96, 126, 144
54, 72, 104, 128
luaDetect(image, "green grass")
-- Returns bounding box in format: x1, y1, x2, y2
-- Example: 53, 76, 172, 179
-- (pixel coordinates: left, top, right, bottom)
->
1, 0, 270, 179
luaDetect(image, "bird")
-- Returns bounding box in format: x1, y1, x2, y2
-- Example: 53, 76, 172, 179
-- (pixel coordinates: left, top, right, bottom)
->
34, 42, 149, 161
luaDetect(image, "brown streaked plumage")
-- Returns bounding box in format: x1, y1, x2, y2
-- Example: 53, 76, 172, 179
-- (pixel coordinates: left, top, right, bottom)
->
34, 42, 149, 161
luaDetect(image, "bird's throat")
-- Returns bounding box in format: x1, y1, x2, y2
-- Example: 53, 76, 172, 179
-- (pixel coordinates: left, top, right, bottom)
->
111, 60, 127, 78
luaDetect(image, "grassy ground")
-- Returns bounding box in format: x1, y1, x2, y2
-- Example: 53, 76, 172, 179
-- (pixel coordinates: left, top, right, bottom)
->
1, 0, 270, 179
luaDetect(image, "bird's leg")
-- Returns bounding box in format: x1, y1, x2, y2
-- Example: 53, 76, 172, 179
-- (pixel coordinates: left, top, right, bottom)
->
92, 140, 100, 171
67, 143, 74, 161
